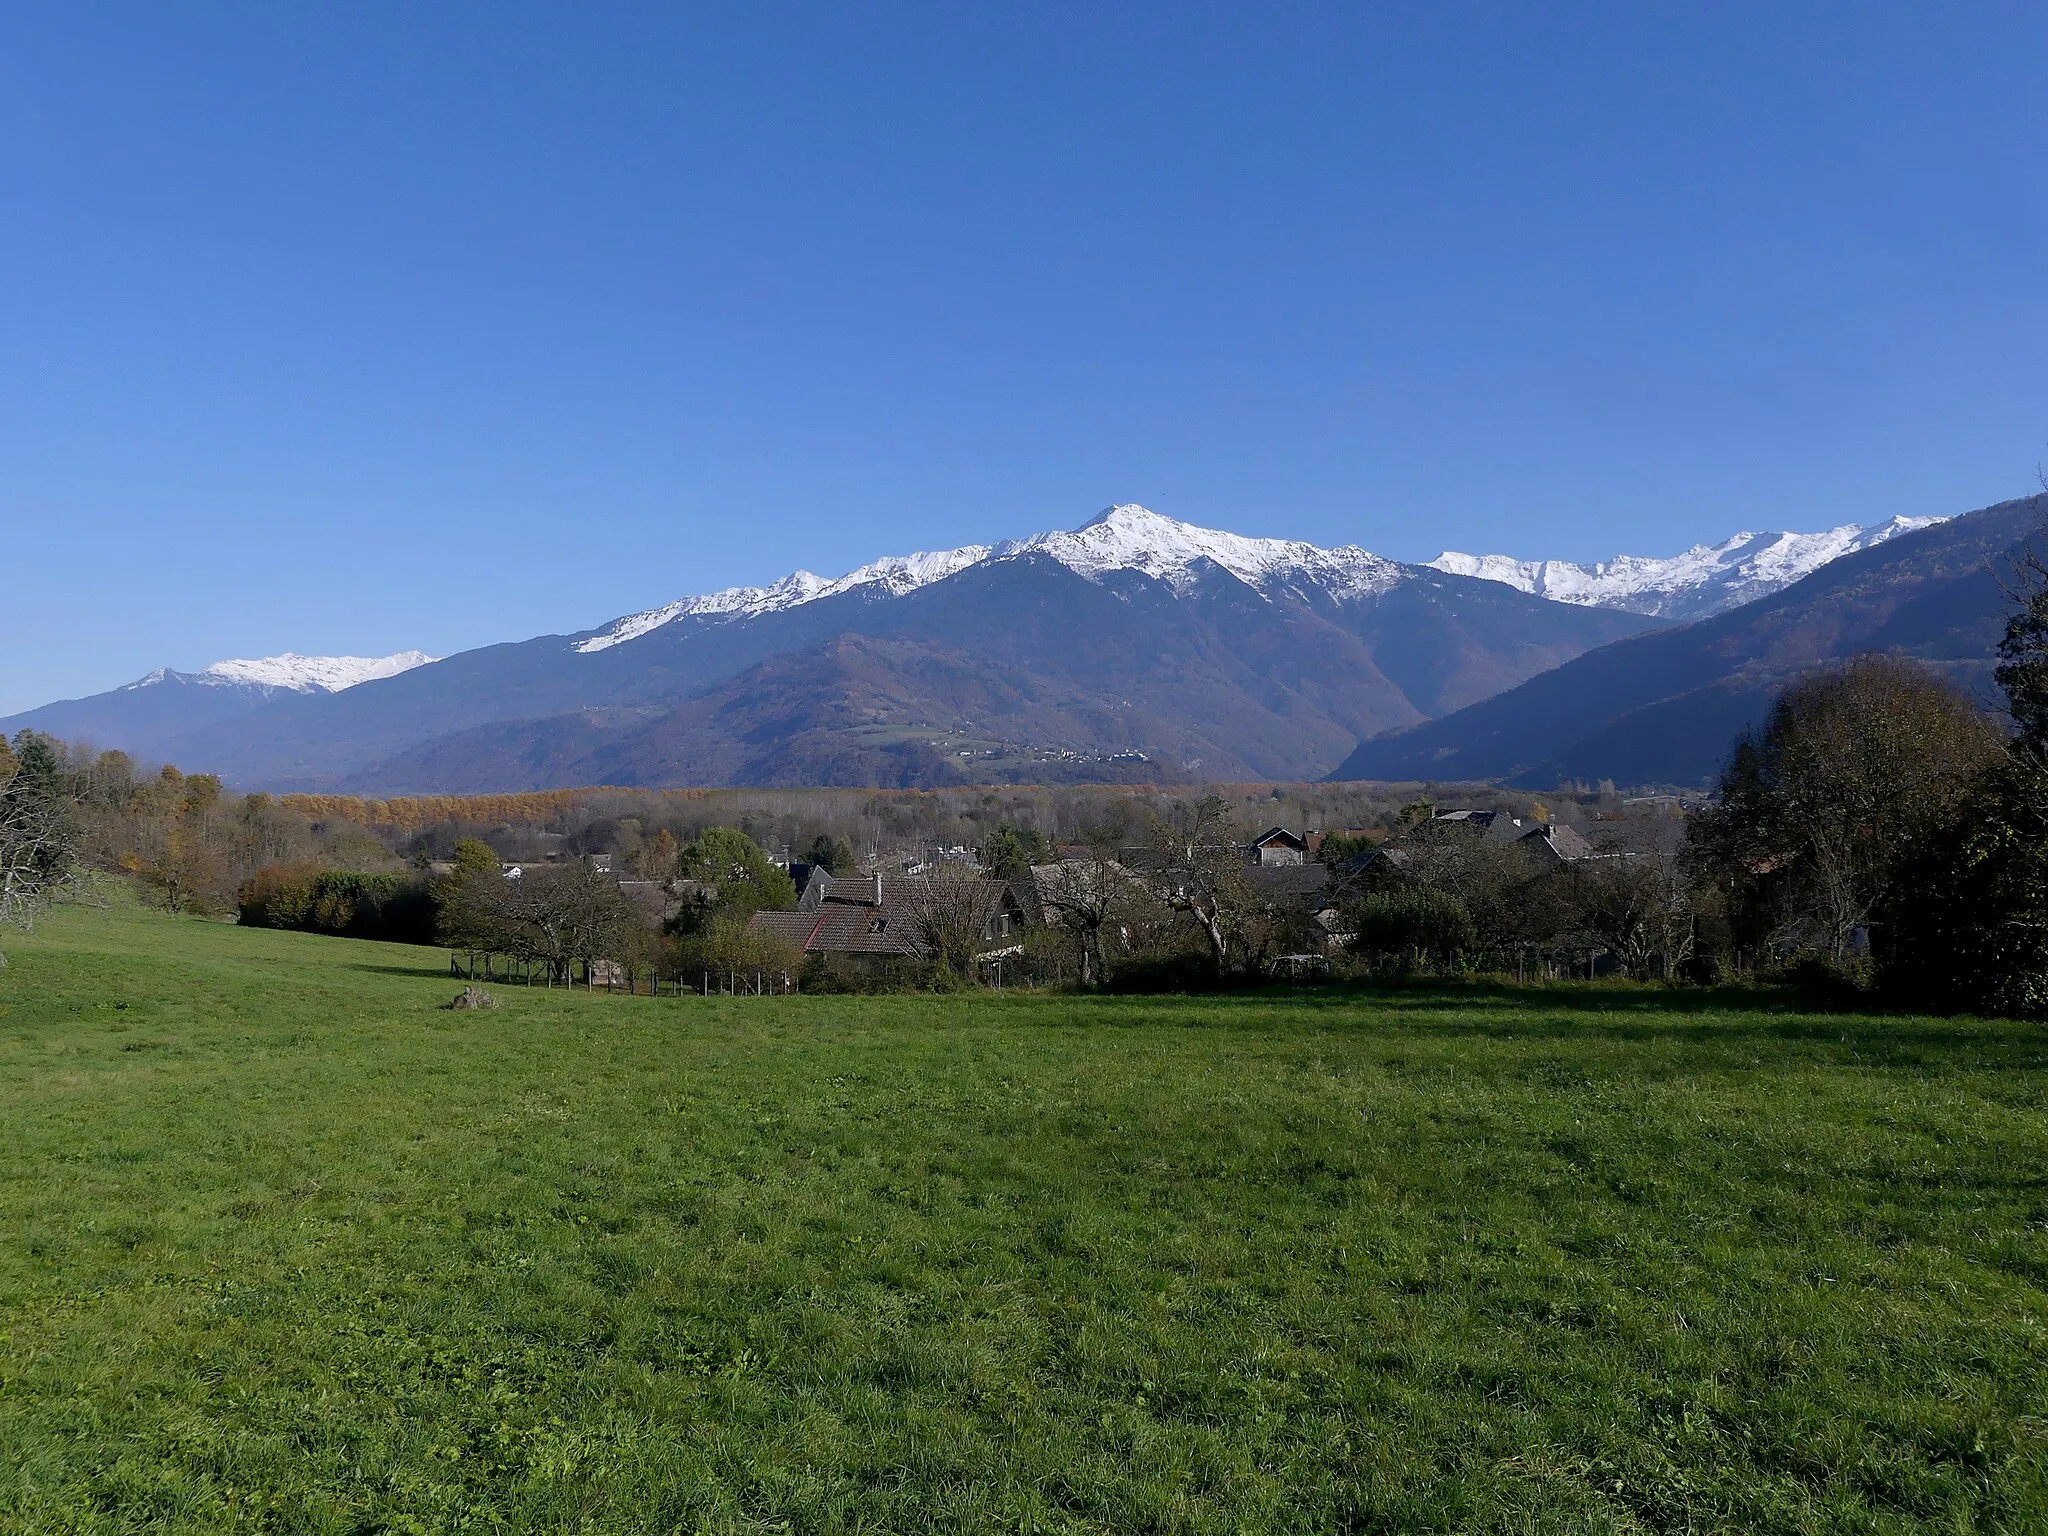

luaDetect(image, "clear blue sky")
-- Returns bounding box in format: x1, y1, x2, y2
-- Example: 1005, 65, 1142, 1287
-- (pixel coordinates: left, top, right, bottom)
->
5, 3, 2047, 713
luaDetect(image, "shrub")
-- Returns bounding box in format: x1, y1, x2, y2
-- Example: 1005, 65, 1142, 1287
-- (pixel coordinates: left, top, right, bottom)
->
1349, 889, 1479, 970
240, 865, 437, 945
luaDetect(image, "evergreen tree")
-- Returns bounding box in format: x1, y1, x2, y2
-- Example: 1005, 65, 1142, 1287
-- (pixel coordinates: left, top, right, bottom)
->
0, 732, 83, 955
981, 823, 1048, 881
671, 828, 795, 932
803, 833, 856, 876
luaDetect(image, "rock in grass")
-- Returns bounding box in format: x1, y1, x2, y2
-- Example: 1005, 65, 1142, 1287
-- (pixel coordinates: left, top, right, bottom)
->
448, 985, 497, 1011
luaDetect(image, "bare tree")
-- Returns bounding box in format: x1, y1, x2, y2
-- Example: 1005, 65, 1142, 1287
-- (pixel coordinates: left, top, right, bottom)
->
903, 863, 1007, 978
1031, 846, 1133, 986
1568, 846, 1697, 980
469, 859, 635, 983
1144, 795, 1254, 976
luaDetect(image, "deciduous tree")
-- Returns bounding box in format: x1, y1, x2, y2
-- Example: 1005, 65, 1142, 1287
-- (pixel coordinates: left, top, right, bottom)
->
1688, 656, 2001, 960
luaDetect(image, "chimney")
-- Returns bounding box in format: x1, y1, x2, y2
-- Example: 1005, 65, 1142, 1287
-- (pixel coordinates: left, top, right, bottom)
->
873, 871, 884, 907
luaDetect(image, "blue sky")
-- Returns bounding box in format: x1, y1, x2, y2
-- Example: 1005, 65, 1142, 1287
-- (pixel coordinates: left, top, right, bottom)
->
4, 3, 2047, 713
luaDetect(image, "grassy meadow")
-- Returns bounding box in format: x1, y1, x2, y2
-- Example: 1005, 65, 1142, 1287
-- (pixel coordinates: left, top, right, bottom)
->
2, 902, 2045, 1533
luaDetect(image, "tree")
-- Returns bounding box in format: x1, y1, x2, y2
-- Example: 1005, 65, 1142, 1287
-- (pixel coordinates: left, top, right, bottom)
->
803, 834, 856, 876
1031, 846, 1132, 985
673, 828, 795, 930
1995, 544, 2048, 755
1687, 656, 2002, 960
1349, 889, 1478, 971
1567, 846, 1697, 980
981, 823, 1049, 882
1878, 752, 2048, 1017
127, 767, 237, 915
639, 828, 681, 882
1879, 551, 2048, 1017
903, 862, 1008, 979
433, 838, 505, 951
1143, 795, 1254, 977
480, 859, 637, 983
0, 734, 83, 960
691, 911, 805, 979
1366, 817, 1568, 952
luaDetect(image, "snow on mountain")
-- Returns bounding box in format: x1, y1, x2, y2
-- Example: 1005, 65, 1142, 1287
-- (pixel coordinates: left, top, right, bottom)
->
575, 504, 1402, 654
122, 651, 437, 695
1007, 504, 1403, 600
1428, 516, 1949, 621
575, 548, 992, 653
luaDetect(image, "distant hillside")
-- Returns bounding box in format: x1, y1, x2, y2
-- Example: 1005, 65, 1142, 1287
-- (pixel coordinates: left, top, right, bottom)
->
1332, 493, 2048, 789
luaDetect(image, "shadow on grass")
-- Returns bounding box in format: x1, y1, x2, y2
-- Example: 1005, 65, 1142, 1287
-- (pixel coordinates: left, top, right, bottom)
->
1068, 983, 2048, 1060
342, 961, 465, 980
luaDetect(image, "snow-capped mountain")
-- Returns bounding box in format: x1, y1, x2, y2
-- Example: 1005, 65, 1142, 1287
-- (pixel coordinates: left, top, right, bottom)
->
8, 494, 2000, 795
124, 650, 437, 694
1428, 516, 1948, 622
1341, 494, 2044, 788
0, 650, 437, 770
577, 505, 1403, 652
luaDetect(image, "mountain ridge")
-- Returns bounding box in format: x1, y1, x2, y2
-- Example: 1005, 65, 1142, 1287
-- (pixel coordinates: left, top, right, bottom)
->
1428, 516, 1946, 621
5, 500, 1990, 793
1335, 494, 2047, 789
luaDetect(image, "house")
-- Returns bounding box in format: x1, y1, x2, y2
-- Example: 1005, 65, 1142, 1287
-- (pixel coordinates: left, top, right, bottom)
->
1251, 827, 1310, 866
752, 872, 1033, 971
1356, 809, 1596, 876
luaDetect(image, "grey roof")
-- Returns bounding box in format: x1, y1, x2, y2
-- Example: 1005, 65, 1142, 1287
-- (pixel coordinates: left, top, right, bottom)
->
755, 872, 1030, 959
1245, 864, 1331, 903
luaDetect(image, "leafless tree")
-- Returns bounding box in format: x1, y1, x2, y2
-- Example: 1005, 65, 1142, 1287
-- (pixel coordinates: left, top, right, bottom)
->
1143, 795, 1255, 976
0, 736, 86, 961
1031, 846, 1134, 985
0, 792, 82, 954
903, 862, 1007, 978
1568, 845, 1697, 980
468, 858, 636, 983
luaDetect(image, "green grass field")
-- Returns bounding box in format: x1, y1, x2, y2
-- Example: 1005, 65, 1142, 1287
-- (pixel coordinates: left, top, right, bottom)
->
2, 903, 2045, 1533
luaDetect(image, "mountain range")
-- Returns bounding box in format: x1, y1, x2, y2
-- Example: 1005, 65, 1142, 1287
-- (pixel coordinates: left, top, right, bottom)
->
1429, 516, 1947, 621
2, 500, 2019, 792
1335, 493, 2047, 788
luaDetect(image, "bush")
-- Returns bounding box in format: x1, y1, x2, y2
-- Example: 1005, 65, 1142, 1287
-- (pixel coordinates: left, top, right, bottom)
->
799, 954, 955, 994
1349, 889, 1479, 970
240, 865, 437, 945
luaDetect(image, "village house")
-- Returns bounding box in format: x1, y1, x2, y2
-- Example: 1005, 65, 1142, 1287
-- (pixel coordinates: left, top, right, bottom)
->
1352, 809, 1596, 877
1250, 826, 1309, 865
750, 871, 1033, 972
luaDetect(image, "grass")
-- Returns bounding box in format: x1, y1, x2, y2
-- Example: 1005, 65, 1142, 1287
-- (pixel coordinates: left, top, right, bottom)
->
1, 903, 2045, 1533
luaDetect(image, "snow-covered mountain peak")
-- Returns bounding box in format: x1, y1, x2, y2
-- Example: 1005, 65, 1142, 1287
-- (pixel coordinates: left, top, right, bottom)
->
1010, 504, 1401, 599
1429, 515, 1948, 621
576, 505, 1402, 653
575, 546, 994, 653
199, 651, 436, 693
115, 650, 436, 697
